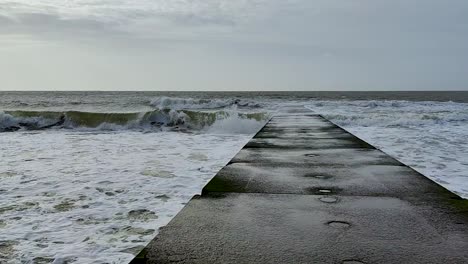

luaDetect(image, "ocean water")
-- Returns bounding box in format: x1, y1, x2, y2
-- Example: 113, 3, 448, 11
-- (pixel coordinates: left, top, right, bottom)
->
1, 91, 468, 263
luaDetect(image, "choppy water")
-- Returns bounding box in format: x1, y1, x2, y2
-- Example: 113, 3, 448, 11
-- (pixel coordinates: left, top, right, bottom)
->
1, 91, 468, 263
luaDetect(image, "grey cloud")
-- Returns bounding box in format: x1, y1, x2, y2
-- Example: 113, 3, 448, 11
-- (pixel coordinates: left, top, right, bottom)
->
1, 0, 468, 91
0, 14, 13, 25
0, 0, 270, 36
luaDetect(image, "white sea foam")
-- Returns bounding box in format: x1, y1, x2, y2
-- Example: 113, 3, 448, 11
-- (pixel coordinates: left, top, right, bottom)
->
306, 100, 468, 198
2, 94, 468, 264
0, 130, 253, 263
206, 106, 269, 134
0, 96, 268, 263
150, 96, 261, 110
207, 114, 267, 134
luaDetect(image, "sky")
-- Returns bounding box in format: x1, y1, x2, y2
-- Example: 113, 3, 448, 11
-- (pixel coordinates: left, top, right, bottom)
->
0, 0, 467, 91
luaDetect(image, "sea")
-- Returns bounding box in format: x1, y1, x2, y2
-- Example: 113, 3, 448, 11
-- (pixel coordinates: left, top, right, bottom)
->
1, 91, 468, 263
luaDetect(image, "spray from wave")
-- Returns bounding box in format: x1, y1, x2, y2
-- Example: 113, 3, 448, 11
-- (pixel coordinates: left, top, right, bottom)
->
150, 96, 262, 110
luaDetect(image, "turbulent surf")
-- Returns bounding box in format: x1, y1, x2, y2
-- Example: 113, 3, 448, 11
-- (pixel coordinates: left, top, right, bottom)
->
1, 92, 468, 264
0, 109, 269, 133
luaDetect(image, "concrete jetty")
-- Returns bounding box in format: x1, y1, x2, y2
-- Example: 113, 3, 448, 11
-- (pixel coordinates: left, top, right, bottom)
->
131, 109, 468, 264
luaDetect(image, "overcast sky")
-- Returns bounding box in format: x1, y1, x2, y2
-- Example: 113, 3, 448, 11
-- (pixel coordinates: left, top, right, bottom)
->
0, 0, 467, 91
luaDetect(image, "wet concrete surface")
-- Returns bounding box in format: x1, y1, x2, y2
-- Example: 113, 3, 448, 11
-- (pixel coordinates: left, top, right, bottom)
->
138, 194, 468, 264
230, 148, 401, 167
245, 137, 374, 149
131, 112, 468, 264
202, 163, 449, 198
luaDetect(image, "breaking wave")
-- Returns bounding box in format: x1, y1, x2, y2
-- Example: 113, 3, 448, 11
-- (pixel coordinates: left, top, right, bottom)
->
0, 109, 269, 134
150, 96, 262, 110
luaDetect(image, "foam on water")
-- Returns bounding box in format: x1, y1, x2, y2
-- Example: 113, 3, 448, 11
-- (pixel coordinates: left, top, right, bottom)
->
150, 96, 262, 110
0, 130, 253, 263
2, 94, 468, 264
306, 100, 468, 198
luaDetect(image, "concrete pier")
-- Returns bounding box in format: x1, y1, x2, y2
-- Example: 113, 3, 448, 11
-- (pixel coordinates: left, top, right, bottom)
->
131, 110, 468, 264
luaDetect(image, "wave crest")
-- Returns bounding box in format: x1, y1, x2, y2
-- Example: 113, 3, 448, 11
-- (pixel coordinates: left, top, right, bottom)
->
150, 96, 262, 110
0, 109, 269, 134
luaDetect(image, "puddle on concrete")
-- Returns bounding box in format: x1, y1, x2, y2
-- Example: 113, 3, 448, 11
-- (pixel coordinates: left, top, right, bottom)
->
327, 221, 351, 229
342, 260, 365, 264
319, 197, 338, 203
306, 186, 341, 195
304, 174, 333, 180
